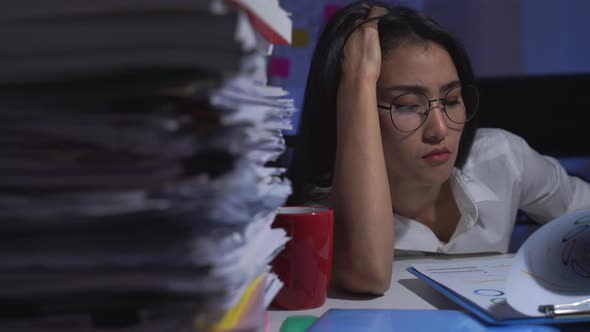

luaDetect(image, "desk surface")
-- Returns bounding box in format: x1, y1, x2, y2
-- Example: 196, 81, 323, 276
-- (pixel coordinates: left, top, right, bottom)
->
267, 253, 513, 332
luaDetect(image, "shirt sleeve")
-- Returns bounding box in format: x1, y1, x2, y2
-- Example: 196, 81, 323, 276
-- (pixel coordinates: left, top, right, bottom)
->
510, 131, 590, 223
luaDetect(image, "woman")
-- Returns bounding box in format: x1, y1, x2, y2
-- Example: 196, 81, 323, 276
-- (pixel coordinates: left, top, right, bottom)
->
286, 2, 590, 294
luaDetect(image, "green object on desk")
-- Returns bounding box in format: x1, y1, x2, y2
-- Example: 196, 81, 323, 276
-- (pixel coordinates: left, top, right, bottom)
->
279, 315, 318, 332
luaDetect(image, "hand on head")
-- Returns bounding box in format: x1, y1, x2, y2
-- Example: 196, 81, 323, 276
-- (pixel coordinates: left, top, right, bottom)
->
340, 5, 388, 83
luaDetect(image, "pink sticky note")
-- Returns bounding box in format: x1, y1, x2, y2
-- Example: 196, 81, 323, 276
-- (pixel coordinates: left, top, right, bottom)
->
269, 57, 290, 78
323, 4, 341, 23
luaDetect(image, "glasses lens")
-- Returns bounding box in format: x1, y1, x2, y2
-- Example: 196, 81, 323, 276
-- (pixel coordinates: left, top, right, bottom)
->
390, 93, 428, 132
443, 85, 479, 124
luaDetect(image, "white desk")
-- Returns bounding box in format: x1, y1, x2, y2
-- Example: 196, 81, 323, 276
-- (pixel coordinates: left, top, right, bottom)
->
267, 253, 513, 332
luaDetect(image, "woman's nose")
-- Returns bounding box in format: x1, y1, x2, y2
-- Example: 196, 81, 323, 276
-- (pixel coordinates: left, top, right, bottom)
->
422, 101, 448, 142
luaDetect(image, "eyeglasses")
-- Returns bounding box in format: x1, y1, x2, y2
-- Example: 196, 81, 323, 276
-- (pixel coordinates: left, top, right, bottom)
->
377, 84, 479, 132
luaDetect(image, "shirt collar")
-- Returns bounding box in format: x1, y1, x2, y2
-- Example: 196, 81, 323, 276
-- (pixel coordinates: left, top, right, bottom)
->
451, 168, 500, 204
394, 216, 442, 252
393, 169, 501, 253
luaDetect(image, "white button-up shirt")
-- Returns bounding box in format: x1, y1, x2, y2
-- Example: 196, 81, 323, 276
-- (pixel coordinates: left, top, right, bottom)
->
310, 128, 590, 255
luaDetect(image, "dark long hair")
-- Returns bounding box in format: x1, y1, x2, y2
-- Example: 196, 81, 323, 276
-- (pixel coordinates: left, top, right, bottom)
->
287, 1, 478, 204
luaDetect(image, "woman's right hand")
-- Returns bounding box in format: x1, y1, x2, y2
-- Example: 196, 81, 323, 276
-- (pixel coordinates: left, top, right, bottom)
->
340, 6, 387, 84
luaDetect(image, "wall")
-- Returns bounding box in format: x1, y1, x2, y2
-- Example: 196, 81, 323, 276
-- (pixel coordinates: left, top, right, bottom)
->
423, 0, 524, 77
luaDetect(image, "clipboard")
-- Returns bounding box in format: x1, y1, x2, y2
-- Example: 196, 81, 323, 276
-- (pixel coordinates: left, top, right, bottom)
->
407, 265, 590, 326
407, 208, 590, 326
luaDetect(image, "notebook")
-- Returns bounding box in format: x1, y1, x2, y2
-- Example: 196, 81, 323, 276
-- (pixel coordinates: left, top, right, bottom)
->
306, 309, 590, 332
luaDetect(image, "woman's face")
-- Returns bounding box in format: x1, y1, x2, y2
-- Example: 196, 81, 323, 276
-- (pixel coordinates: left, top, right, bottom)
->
376, 40, 464, 187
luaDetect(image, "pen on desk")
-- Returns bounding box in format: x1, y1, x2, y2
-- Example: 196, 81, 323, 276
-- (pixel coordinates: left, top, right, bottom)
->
538, 297, 590, 317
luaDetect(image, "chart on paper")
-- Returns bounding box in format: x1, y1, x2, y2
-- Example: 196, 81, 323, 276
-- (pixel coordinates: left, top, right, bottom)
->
411, 258, 531, 320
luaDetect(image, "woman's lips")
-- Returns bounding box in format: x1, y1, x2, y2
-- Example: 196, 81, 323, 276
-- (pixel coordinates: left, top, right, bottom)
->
423, 152, 451, 163
422, 149, 451, 164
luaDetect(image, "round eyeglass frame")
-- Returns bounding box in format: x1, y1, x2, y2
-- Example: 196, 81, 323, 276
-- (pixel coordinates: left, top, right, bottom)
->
377, 84, 480, 133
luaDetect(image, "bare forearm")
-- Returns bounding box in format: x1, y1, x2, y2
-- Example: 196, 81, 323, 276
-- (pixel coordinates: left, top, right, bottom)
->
332, 78, 394, 294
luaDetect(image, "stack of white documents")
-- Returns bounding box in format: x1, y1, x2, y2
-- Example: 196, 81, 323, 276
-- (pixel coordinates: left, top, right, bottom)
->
0, 0, 294, 330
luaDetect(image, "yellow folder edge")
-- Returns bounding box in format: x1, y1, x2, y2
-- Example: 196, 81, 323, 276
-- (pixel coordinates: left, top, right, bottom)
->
203, 273, 265, 331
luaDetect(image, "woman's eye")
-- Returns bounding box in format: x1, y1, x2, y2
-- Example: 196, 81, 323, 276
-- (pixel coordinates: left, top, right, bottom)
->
394, 103, 421, 112
442, 99, 460, 107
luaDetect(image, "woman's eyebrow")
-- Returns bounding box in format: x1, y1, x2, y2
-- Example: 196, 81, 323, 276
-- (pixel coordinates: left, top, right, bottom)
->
378, 80, 462, 95
440, 80, 462, 93
378, 84, 428, 95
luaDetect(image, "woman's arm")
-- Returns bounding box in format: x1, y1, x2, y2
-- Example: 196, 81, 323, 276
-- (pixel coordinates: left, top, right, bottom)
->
331, 6, 394, 295
512, 130, 590, 221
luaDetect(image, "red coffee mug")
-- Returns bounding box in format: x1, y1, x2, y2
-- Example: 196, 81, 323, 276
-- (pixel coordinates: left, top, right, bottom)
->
270, 206, 334, 310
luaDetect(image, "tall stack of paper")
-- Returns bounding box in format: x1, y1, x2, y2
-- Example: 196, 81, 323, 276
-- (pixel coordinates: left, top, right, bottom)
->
0, 0, 294, 331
